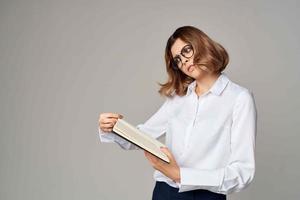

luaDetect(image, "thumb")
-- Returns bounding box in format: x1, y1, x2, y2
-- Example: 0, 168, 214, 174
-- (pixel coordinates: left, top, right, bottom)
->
160, 147, 172, 158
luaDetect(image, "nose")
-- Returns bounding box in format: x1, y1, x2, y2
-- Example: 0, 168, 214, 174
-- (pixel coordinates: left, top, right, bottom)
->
182, 57, 189, 66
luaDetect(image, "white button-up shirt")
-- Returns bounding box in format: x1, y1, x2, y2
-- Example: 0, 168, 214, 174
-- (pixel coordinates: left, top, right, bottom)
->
98, 72, 257, 195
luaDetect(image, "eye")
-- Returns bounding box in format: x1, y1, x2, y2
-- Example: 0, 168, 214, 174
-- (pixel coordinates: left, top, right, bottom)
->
183, 46, 192, 53
174, 57, 181, 64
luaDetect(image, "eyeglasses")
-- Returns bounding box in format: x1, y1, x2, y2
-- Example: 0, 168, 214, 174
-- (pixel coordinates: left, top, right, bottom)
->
172, 44, 194, 69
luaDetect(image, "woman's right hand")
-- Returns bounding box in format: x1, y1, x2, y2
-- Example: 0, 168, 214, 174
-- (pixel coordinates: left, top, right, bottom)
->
98, 113, 124, 133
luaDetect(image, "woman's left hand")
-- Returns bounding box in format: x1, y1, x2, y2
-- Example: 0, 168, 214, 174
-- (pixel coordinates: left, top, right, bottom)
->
143, 147, 181, 183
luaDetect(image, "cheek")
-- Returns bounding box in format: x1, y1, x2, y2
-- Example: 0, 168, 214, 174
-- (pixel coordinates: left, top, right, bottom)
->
191, 55, 197, 63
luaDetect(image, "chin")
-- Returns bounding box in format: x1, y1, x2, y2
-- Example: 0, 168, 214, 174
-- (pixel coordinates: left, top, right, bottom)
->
187, 69, 206, 79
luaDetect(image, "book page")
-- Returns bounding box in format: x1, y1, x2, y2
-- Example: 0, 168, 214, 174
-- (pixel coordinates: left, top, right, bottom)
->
113, 119, 169, 163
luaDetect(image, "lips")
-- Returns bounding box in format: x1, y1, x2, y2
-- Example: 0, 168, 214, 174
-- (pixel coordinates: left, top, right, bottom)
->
187, 64, 194, 72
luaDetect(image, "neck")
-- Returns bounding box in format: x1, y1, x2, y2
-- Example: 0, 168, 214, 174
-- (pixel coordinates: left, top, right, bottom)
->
195, 72, 221, 94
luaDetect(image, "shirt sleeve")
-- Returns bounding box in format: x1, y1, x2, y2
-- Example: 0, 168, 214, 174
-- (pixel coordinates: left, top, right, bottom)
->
98, 127, 140, 150
98, 97, 174, 150
176, 90, 257, 195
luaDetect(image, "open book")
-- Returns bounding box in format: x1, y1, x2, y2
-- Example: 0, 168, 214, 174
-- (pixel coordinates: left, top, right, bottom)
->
112, 118, 170, 163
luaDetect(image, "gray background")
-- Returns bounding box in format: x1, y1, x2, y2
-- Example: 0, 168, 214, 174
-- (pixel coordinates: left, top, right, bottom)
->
0, 0, 299, 199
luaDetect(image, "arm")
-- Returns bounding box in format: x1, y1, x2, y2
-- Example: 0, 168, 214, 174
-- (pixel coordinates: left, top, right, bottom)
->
177, 90, 257, 194
98, 97, 174, 150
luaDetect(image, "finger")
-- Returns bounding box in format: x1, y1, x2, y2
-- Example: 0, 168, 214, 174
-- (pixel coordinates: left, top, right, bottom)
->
144, 152, 154, 164
100, 118, 117, 124
144, 151, 152, 160
101, 123, 114, 128
99, 120, 114, 128
144, 151, 151, 159
103, 113, 124, 119
101, 128, 113, 132
145, 151, 160, 165
144, 151, 151, 160
160, 147, 173, 159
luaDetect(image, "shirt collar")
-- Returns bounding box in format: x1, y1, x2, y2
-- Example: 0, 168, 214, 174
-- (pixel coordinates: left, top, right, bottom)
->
186, 72, 230, 97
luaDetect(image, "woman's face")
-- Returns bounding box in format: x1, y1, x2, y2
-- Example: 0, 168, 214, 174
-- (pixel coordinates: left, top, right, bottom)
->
171, 38, 207, 79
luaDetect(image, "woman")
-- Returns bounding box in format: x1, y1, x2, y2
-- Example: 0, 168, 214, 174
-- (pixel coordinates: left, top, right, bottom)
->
98, 26, 257, 200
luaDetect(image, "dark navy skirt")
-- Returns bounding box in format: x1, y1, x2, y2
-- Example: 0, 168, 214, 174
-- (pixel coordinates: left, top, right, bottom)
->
152, 181, 226, 200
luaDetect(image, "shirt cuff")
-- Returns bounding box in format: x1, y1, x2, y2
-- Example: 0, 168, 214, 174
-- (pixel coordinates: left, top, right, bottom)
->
98, 128, 141, 150
98, 128, 117, 142
177, 167, 224, 193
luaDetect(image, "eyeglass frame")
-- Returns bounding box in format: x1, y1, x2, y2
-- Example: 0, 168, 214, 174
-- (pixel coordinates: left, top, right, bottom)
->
171, 44, 194, 70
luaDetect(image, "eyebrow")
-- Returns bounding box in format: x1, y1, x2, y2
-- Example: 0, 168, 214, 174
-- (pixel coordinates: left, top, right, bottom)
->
173, 50, 182, 59
172, 55, 179, 59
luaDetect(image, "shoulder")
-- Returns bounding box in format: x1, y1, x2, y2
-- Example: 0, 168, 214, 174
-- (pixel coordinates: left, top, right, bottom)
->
221, 75, 256, 113
164, 93, 181, 106
160, 92, 185, 113
225, 79, 256, 114
225, 76, 255, 101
